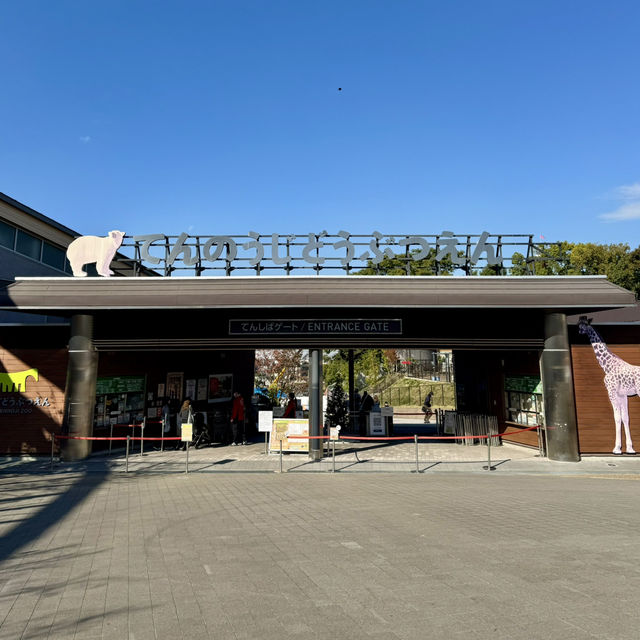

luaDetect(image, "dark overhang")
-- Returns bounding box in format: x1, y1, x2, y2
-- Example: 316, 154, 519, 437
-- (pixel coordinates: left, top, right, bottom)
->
0, 275, 634, 314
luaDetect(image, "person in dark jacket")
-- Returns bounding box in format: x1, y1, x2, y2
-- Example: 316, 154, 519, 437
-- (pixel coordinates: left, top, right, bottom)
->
230, 391, 246, 445
358, 390, 374, 435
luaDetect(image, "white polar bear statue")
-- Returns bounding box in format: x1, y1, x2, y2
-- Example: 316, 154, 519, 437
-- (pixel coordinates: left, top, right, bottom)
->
66, 230, 125, 277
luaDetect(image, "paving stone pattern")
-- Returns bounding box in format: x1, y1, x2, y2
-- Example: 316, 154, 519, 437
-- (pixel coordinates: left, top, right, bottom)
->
1, 459, 640, 639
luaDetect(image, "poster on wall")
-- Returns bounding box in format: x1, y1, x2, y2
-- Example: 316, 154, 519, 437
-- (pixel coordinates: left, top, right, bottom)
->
157, 383, 165, 398
269, 418, 309, 453
197, 378, 208, 401
185, 379, 196, 400
166, 372, 183, 401
208, 374, 233, 403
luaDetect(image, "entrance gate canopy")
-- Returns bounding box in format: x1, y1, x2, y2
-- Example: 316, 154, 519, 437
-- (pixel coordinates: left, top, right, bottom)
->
0, 275, 634, 350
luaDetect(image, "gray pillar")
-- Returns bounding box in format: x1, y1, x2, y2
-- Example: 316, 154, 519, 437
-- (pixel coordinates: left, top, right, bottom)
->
62, 314, 98, 461
348, 349, 355, 431
540, 312, 580, 462
308, 348, 323, 460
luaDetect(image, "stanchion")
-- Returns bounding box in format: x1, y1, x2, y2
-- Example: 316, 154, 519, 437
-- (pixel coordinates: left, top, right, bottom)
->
140, 418, 145, 456
126, 435, 130, 473
483, 429, 495, 471
161, 418, 165, 452
109, 423, 114, 455
185, 440, 189, 475
414, 434, 420, 473
332, 439, 336, 473
264, 431, 268, 455
50, 435, 55, 471
276, 439, 284, 473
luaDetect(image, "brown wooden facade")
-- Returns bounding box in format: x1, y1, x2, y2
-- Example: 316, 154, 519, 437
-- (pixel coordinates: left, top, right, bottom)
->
0, 346, 67, 455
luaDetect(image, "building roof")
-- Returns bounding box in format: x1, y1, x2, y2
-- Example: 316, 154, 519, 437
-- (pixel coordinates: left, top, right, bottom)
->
0, 192, 79, 238
0, 275, 634, 314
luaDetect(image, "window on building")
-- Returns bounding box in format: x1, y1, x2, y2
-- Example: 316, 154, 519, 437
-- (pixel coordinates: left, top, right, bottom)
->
16, 230, 42, 261
42, 242, 66, 270
0, 220, 16, 249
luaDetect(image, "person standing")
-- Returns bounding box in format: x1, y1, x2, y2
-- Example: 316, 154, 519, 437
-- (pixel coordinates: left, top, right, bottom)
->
422, 391, 434, 423
283, 392, 297, 418
177, 397, 193, 450
358, 390, 374, 436
230, 391, 246, 446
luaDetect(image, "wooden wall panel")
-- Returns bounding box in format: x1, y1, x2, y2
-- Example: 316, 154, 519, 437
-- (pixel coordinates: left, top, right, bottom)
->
572, 345, 640, 454
0, 347, 67, 455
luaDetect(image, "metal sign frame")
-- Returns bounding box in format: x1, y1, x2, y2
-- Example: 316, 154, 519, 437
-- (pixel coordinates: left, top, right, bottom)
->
113, 231, 561, 277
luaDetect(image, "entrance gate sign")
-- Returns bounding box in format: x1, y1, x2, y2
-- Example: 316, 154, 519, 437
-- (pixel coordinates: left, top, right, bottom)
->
113, 231, 551, 277
229, 319, 402, 335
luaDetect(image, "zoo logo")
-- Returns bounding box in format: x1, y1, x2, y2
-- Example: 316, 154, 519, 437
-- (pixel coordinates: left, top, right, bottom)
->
0, 368, 39, 392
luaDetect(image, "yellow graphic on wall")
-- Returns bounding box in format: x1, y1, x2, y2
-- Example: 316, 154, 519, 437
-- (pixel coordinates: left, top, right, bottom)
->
269, 418, 309, 453
0, 368, 39, 392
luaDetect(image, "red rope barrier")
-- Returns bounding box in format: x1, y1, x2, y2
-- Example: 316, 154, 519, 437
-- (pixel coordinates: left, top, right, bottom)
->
339, 435, 415, 441
53, 426, 538, 444
53, 435, 182, 441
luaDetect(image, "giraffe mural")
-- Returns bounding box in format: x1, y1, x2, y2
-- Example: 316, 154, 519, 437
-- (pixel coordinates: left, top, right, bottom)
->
578, 316, 636, 455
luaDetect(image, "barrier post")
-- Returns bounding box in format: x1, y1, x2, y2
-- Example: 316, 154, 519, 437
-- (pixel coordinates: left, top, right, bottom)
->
50, 435, 55, 471
414, 434, 420, 473
483, 427, 495, 471
185, 440, 189, 475
279, 439, 283, 473
140, 418, 145, 456
264, 431, 268, 455
161, 418, 165, 452
332, 439, 336, 473
109, 423, 114, 455
126, 435, 130, 473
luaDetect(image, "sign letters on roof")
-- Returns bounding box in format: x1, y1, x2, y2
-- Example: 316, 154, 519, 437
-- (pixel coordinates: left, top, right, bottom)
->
65, 230, 548, 277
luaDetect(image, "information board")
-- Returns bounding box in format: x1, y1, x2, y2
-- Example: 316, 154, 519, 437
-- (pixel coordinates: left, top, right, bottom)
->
269, 418, 309, 453
505, 376, 542, 394
96, 375, 146, 395
258, 411, 273, 433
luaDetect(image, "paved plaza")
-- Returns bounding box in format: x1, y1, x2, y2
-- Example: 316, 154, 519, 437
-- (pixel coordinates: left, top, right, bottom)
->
1, 446, 640, 640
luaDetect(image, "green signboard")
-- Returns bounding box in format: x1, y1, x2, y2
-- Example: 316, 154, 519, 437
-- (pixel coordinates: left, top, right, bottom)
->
505, 375, 542, 394
96, 375, 146, 395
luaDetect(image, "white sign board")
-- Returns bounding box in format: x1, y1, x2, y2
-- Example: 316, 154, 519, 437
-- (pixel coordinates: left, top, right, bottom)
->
181, 423, 193, 442
370, 413, 384, 435
258, 410, 273, 433
381, 406, 394, 417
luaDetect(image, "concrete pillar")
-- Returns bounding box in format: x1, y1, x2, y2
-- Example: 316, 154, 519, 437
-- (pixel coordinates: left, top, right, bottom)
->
348, 349, 355, 431
540, 312, 580, 462
308, 348, 323, 460
62, 314, 98, 461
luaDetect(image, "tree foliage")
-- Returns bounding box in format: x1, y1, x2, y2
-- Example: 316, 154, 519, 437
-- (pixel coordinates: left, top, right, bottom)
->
325, 375, 349, 430
357, 248, 456, 275
357, 241, 640, 297
323, 349, 390, 392
254, 349, 308, 398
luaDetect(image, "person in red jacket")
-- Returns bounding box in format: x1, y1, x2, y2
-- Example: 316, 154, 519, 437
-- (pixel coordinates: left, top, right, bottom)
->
283, 392, 297, 419
230, 391, 246, 446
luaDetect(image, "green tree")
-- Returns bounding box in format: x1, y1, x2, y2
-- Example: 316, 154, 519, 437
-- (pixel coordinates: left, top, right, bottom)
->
323, 349, 391, 391
357, 248, 456, 275
354, 239, 640, 297
325, 375, 349, 430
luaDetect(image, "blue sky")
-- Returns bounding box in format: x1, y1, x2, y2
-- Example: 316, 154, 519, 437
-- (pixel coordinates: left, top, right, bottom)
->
2, 0, 640, 244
